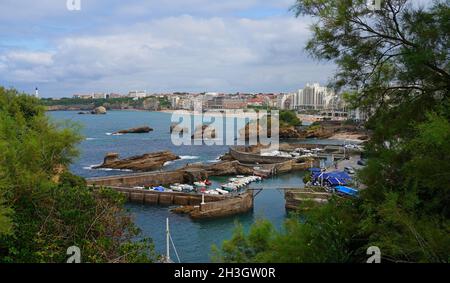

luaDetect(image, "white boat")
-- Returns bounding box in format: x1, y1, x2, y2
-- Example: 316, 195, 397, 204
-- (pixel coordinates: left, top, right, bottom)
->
205, 190, 219, 195
170, 185, 183, 192
216, 188, 229, 195
194, 181, 207, 187
222, 184, 236, 191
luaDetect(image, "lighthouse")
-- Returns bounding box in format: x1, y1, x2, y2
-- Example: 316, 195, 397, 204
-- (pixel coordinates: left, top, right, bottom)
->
35, 87, 39, 98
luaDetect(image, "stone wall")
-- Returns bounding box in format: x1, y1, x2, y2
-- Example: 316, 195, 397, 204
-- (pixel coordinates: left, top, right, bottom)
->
111, 186, 226, 206
285, 189, 331, 210
87, 171, 185, 187
190, 191, 254, 219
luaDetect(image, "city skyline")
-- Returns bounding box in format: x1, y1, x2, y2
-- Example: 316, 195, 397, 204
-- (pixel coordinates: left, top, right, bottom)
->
0, 0, 336, 98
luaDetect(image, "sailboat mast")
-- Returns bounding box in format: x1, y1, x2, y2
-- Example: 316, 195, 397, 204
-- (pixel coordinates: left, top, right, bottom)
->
166, 218, 170, 262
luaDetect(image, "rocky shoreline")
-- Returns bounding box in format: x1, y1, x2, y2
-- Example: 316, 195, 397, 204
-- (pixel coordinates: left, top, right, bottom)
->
94, 151, 180, 171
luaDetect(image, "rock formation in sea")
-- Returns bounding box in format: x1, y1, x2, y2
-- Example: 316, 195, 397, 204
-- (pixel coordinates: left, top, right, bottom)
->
191, 124, 216, 140
170, 122, 189, 135
94, 151, 180, 171
112, 126, 153, 135
91, 106, 107, 115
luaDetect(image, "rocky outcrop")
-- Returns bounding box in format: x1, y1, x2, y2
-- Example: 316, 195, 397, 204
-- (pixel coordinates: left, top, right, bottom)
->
91, 106, 107, 115
170, 122, 189, 134
94, 151, 180, 171
279, 126, 304, 138
180, 160, 255, 176
239, 119, 304, 140
298, 125, 334, 139
113, 126, 153, 135
191, 124, 216, 140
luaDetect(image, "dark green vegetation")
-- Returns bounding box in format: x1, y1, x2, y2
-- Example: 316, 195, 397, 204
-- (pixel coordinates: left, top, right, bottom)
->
42, 96, 171, 111
214, 0, 450, 263
280, 110, 302, 127
0, 87, 156, 263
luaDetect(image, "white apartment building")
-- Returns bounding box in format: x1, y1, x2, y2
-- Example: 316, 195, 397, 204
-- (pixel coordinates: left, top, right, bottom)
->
170, 96, 180, 109
292, 83, 340, 111
277, 93, 293, 110
92, 93, 107, 99
128, 91, 148, 98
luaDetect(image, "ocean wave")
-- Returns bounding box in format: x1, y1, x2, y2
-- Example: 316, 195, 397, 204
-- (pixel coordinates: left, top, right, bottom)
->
179, 156, 200, 160
105, 132, 123, 136
85, 138, 97, 141
163, 161, 175, 166
83, 164, 133, 172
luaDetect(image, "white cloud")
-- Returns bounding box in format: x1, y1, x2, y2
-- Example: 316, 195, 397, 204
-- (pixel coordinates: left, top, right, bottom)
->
0, 1, 336, 96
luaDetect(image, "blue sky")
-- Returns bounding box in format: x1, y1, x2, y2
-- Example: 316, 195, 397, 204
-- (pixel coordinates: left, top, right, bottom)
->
0, 0, 336, 97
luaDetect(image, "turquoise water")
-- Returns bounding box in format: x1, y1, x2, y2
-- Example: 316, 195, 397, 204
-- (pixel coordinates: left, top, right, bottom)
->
48, 110, 333, 262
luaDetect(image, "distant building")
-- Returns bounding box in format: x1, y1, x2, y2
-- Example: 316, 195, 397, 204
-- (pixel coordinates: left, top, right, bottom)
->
222, 98, 247, 109
92, 93, 107, 99
73, 94, 93, 99
170, 96, 180, 109
292, 83, 342, 111
128, 91, 148, 99
349, 108, 370, 122
34, 87, 39, 98
277, 93, 293, 110
246, 96, 265, 107
107, 93, 123, 99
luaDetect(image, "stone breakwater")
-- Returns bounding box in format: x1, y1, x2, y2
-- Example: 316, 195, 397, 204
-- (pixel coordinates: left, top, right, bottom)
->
86, 159, 307, 219
89, 185, 254, 220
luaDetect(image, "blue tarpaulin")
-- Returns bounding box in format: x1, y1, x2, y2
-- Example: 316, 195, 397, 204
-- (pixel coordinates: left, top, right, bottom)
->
335, 186, 359, 197
311, 171, 352, 186
153, 186, 165, 192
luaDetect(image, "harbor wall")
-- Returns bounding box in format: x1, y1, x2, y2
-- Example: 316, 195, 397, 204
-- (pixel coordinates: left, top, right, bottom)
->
285, 189, 330, 210
101, 186, 253, 219
87, 171, 185, 187
191, 191, 253, 219
109, 186, 226, 206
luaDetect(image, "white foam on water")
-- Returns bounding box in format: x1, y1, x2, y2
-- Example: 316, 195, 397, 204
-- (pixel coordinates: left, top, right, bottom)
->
83, 164, 133, 172
179, 156, 200, 160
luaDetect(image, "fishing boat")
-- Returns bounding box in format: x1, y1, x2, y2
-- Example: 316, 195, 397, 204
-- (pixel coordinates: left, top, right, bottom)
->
170, 184, 183, 192
215, 188, 229, 195
181, 184, 194, 192
194, 181, 207, 187
221, 184, 236, 192
205, 190, 219, 195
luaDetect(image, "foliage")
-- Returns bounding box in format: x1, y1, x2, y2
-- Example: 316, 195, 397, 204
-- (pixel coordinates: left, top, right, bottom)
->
280, 110, 302, 127
0, 87, 156, 263
42, 96, 172, 110
213, 199, 363, 263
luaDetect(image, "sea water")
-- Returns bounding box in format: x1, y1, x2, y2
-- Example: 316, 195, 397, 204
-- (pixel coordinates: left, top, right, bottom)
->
48, 110, 341, 262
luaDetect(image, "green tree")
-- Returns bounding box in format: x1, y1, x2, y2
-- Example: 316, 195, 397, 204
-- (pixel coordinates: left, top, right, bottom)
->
280, 110, 302, 127
216, 0, 450, 263
0, 87, 156, 263
213, 199, 363, 263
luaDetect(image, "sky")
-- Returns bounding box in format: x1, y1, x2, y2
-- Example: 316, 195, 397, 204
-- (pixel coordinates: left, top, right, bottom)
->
0, 0, 337, 98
